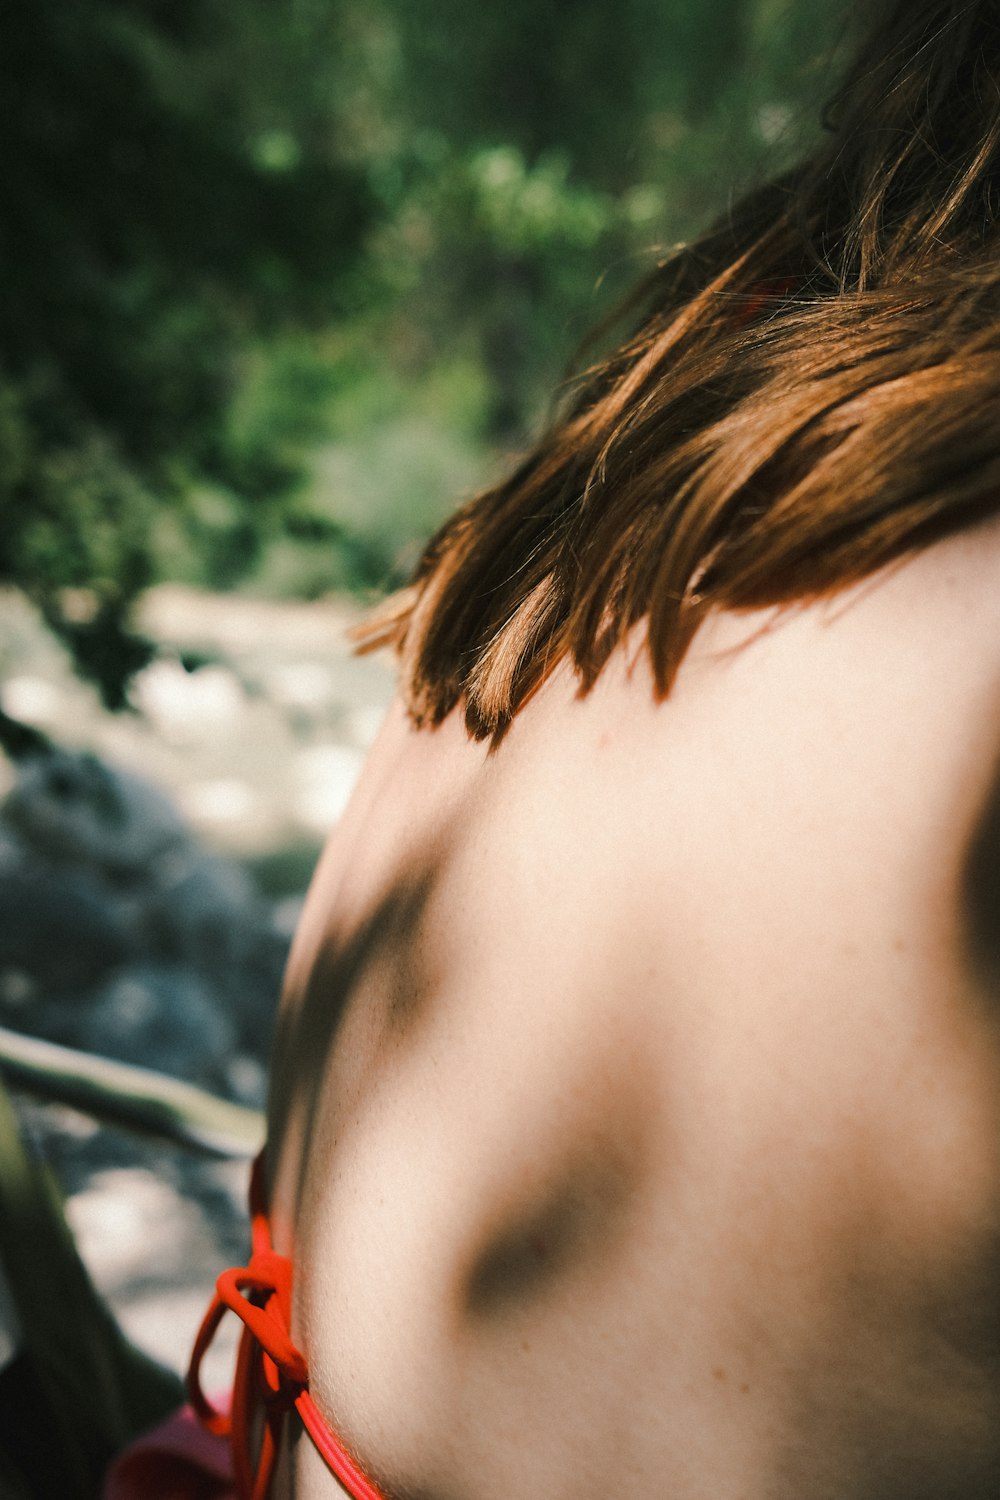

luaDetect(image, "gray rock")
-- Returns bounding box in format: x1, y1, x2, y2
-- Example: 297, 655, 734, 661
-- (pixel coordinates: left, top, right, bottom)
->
83, 965, 240, 1095
0, 869, 134, 991
3, 749, 187, 875
0, 744, 290, 1084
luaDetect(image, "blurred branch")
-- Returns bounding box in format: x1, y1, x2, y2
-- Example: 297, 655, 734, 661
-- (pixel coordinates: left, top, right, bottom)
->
0, 1026, 264, 1159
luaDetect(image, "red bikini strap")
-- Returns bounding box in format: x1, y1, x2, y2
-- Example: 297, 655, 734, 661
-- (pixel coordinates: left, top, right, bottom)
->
187, 1152, 388, 1500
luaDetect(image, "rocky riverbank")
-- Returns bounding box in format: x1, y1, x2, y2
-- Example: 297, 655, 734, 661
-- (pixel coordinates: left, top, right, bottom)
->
0, 585, 396, 1384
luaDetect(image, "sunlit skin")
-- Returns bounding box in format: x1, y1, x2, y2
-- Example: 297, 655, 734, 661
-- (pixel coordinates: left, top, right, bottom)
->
267, 516, 1000, 1499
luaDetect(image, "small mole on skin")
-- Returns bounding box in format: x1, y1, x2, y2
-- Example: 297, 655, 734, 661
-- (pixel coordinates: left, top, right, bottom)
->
739, 1383, 750, 1395
893, 937, 907, 953
521, 1340, 531, 1353
712, 1367, 727, 1383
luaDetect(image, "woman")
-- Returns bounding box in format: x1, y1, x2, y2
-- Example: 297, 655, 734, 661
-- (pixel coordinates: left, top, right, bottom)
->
192, 1, 1000, 1495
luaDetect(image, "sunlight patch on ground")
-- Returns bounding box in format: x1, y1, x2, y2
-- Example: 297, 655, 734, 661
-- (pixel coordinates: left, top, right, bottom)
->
65, 1161, 248, 1381
131, 660, 247, 743
346, 702, 389, 748
262, 661, 337, 713
66, 1168, 198, 1284
3, 675, 63, 728
292, 743, 367, 835
179, 778, 260, 827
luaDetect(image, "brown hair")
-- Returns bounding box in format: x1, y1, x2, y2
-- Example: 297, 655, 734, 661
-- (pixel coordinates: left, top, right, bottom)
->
359, 0, 1000, 741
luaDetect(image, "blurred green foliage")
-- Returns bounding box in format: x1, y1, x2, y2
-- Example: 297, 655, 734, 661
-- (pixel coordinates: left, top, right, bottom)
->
0, 0, 851, 704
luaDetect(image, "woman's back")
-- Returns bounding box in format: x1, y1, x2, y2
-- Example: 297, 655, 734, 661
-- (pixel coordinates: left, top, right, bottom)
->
268, 517, 1000, 1500
250, 8, 1000, 1489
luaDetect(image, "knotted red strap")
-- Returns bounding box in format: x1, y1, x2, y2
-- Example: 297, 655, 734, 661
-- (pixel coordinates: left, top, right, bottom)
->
187, 1155, 387, 1500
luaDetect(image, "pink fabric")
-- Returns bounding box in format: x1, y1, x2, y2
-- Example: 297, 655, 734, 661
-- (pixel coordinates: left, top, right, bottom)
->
103, 1403, 235, 1500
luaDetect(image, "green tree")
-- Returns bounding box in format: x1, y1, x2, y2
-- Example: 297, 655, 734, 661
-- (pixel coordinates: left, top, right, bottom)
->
346, 0, 848, 440
0, 0, 852, 704
0, 0, 374, 705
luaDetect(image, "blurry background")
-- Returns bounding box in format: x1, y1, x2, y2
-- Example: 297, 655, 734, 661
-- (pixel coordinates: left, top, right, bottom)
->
0, 0, 849, 1384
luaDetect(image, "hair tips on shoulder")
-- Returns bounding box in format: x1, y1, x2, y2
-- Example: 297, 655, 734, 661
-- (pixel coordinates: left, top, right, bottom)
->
354, 0, 1000, 742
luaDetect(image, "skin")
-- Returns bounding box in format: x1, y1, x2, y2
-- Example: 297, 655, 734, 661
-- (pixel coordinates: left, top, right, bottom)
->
267, 516, 1000, 1499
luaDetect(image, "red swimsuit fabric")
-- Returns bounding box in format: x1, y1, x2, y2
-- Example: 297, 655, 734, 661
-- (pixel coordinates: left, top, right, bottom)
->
102, 1400, 236, 1500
